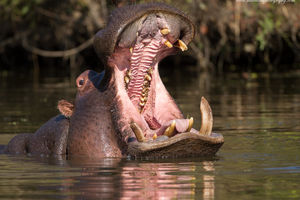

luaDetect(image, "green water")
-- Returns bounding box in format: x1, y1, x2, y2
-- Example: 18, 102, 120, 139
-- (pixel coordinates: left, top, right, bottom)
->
0, 70, 300, 199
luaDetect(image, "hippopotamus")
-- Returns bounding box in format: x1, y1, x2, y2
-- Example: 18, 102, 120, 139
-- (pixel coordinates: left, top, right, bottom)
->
5, 2, 224, 158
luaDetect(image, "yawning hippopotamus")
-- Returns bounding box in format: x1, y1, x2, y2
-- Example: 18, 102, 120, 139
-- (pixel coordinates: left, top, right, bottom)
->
6, 3, 224, 158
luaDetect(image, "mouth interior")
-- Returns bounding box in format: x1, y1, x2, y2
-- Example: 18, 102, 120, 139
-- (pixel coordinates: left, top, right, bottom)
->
126, 15, 178, 129
111, 13, 188, 138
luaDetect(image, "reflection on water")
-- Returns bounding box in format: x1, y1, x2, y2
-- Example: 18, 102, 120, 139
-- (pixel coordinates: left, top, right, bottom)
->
203, 161, 215, 199
0, 155, 218, 199
0, 69, 300, 199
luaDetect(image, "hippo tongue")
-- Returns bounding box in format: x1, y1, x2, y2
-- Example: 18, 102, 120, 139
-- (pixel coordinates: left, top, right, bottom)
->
156, 119, 190, 136
174, 119, 191, 132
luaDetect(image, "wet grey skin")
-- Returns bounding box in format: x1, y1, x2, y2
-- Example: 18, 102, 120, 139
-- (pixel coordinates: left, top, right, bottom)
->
5, 3, 224, 158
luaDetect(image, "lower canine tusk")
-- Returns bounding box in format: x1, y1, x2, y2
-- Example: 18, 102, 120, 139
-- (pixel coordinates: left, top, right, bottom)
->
199, 97, 213, 135
130, 122, 145, 142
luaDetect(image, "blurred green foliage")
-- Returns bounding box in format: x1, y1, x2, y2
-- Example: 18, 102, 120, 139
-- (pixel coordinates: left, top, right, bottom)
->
0, 0, 43, 19
256, 14, 275, 50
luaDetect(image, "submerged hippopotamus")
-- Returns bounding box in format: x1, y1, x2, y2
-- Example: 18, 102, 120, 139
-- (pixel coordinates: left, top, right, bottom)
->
6, 3, 224, 158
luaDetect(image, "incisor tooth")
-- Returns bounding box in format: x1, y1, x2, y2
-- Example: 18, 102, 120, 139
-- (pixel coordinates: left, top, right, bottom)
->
164, 40, 173, 48
153, 133, 157, 140
160, 28, 170, 35
177, 39, 188, 51
130, 122, 145, 142
187, 117, 194, 132
164, 120, 176, 137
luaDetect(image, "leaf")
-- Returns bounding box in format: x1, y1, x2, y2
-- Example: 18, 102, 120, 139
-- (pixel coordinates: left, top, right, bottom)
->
21, 6, 29, 15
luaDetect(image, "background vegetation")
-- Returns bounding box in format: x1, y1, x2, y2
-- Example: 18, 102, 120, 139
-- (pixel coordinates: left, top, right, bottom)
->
0, 0, 299, 78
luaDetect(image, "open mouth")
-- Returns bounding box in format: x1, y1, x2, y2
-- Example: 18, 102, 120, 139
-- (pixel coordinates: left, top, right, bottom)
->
105, 11, 216, 143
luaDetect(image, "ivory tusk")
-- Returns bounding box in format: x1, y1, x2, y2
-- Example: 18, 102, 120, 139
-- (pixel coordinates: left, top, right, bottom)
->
199, 97, 213, 135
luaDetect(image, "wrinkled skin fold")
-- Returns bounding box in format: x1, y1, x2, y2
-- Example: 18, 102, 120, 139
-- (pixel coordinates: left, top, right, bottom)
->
5, 3, 224, 158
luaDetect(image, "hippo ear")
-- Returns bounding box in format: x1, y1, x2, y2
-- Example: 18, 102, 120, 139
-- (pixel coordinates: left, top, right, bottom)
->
57, 100, 74, 118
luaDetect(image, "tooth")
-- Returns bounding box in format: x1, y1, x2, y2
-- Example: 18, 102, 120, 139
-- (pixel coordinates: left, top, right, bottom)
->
144, 80, 150, 86
164, 127, 170, 135
141, 96, 147, 102
164, 120, 176, 137
145, 74, 151, 81
130, 47, 133, 54
142, 91, 148, 97
148, 68, 153, 75
177, 40, 188, 51
164, 40, 173, 48
130, 122, 145, 142
153, 133, 157, 140
186, 117, 194, 132
124, 76, 130, 84
199, 97, 213, 136
160, 28, 170, 35
127, 70, 131, 77
139, 102, 145, 107
142, 87, 148, 93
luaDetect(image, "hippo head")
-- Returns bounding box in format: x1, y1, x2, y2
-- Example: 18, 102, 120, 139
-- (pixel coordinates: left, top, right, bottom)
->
91, 3, 224, 157
4, 3, 223, 158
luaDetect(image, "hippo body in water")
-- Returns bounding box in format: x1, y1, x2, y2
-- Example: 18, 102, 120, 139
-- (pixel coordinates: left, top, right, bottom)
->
6, 3, 224, 158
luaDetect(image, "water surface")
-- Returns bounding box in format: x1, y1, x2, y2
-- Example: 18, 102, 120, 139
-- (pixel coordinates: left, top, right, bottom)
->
0, 70, 300, 199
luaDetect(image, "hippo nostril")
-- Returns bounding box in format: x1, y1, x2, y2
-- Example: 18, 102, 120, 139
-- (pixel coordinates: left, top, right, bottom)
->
78, 79, 84, 87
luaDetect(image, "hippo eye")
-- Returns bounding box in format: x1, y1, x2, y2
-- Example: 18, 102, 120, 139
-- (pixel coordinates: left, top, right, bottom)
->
127, 137, 137, 143
78, 79, 84, 86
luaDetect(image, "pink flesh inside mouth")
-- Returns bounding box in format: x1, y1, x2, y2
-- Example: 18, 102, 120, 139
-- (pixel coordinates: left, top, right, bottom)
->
110, 15, 192, 140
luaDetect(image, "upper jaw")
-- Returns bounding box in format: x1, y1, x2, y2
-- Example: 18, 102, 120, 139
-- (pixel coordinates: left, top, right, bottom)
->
94, 2, 195, 67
